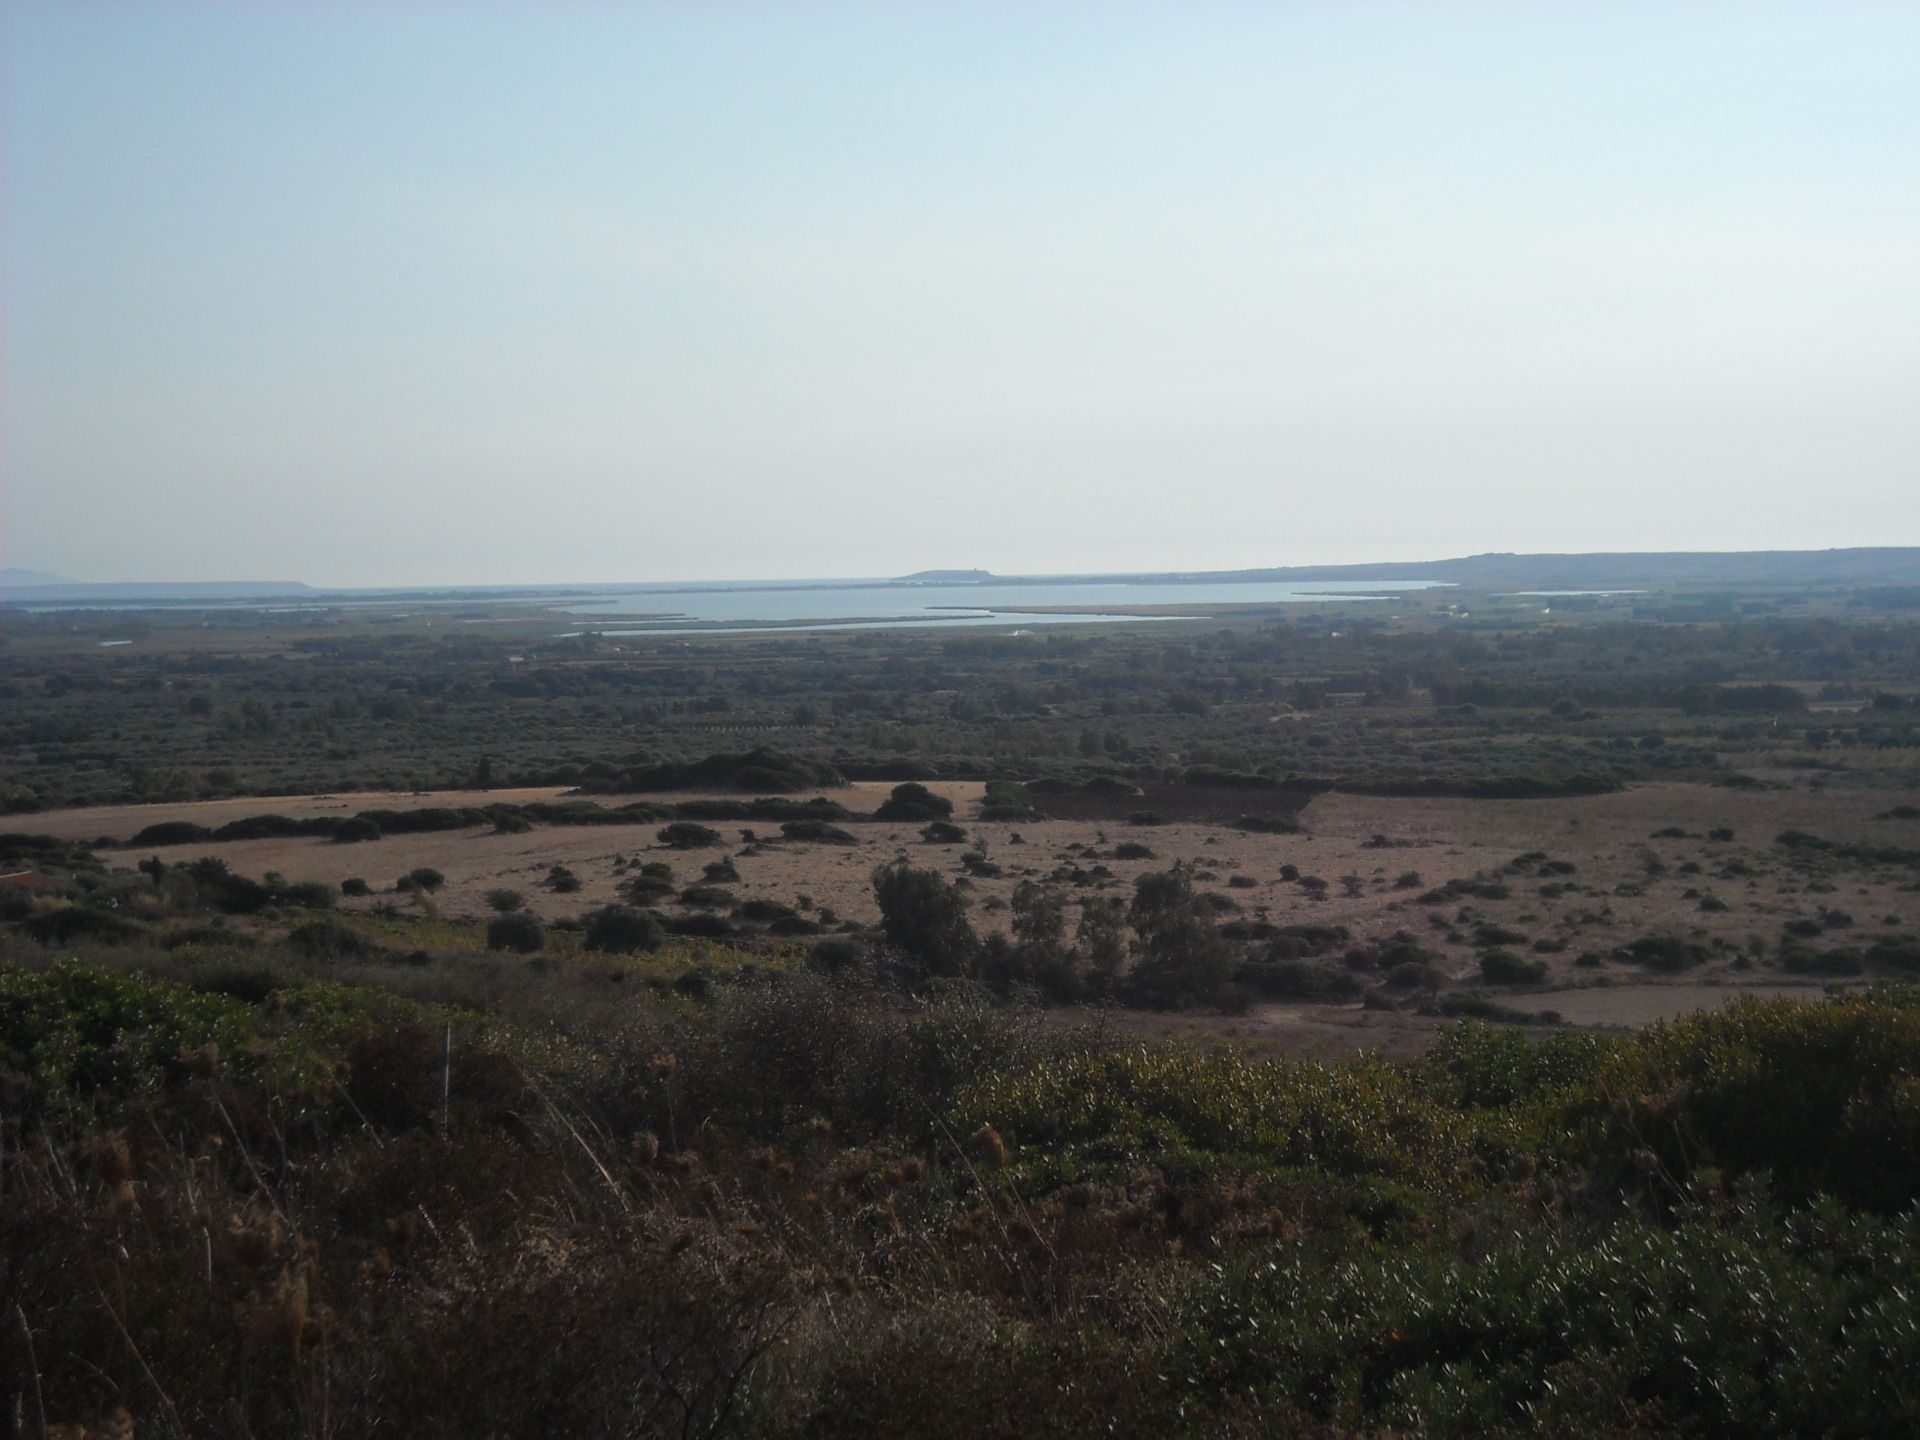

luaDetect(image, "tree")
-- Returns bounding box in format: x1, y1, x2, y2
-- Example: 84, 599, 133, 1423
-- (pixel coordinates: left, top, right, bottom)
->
871, 861, 976, 980
1126, 869, 1234, 1007
1075, 897, 1130, 990
1010, 881, 1083, 1000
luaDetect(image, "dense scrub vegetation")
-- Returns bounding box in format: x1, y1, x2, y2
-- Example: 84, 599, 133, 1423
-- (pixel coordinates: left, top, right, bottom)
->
4, 587, 1919, 1433
5, 603, 1918, 811
5, 844, 1920, 1437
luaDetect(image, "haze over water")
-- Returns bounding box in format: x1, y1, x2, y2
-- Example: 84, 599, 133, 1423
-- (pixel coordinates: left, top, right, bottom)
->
566, 577, 1453, 634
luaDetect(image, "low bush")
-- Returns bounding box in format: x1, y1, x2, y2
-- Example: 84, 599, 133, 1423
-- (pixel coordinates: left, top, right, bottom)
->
583, 904, 665, 954
486, 912, 546, 954
1478, 949, 1548, 984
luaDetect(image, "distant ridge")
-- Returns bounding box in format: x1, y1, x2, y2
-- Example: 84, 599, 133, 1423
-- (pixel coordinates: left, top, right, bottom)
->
1178, 548, 1920, 589
897, 568, 996, 583
7, 549, 1917, 606
0, 579, 318, 604
963, 548, 1920, 591
889, 550, 1920, 590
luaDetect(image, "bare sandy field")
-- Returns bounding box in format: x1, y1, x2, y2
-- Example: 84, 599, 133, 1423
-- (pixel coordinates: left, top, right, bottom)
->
27, 779, 1920, 1050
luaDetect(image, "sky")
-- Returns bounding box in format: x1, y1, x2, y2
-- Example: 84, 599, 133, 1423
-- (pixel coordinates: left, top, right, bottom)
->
3, 1, 1917, 587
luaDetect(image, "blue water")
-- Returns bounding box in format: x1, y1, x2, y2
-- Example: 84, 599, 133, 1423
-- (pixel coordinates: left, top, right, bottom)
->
562, 578, 1449, 633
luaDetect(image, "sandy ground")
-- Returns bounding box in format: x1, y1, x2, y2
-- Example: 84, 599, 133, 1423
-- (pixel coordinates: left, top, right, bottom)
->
23, 779, 1920, 1051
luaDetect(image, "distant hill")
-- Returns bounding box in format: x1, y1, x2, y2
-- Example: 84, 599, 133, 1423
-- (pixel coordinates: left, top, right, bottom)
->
1220, 549, 1920, 589
0, 567, 73, 587
0, 579, 318, 604
897, 569, 997, 583
991, 549, 1920, 591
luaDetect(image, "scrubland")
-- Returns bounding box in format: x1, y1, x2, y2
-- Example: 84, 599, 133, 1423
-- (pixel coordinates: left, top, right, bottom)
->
4, 589, 1920, 1435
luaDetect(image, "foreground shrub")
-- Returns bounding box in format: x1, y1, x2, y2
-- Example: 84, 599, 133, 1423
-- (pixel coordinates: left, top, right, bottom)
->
1561, 988, 1920, 1210
1178, 1196, 1920, 1437
960, 1048, 1478, 1189
22, 906, 144, 947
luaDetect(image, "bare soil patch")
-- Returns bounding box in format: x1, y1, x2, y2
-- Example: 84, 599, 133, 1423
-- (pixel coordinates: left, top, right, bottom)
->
32, 778, 1919, 1053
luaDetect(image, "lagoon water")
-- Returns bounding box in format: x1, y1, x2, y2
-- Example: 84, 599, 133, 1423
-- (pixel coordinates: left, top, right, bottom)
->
563, 577, 1450, 634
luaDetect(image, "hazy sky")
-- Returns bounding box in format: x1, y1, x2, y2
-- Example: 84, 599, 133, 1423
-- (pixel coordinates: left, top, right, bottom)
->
4, 2, 1917, 586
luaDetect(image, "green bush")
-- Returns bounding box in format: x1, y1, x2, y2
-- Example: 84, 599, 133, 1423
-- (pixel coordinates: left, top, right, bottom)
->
1559, 988, 1920, 1210
583, 905, 665, 954
874, 782, 953, 822
1176, 1196, 1920, 1437
781, 820, 858, 844
22, 906, 144, 947
279, 880, 337, 910
486, 912, 546, 954
872, 861, 976, 980
1478, 949, 1547, 985
0, 961, 258, 1112
1616, 934, 1707, 971
657, 822, 724, 850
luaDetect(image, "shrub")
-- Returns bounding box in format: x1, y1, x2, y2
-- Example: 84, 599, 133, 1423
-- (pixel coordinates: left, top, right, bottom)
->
129, 820, 213, 846
808, 936, 866, 973
486, 912, 547, 954
341, 877, 371, 897
874, 782, 953, 822
23, 906, 144, 947
781, 820, 858, 844
1478, 949, 1548, 985
619, 875, 676, 905
404, 867, 446, 893
1561, 989, 1920, 1210
582, 905, 665, 954
286, 919, 383, 960
1615, 934, 1707, 971
485, 888, 525, 913
920, 821, 967, 844
657, 822, 724, 850
278, 880, 337, 910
